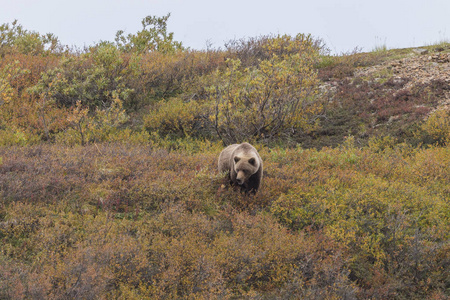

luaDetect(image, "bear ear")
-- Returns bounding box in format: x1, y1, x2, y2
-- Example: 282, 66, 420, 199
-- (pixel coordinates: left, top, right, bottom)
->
248, 158, 255, 165
234, 157, 241, 163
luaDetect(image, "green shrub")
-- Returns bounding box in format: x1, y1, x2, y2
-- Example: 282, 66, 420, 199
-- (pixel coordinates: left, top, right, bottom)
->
0, 20, 61, 55
204, 34, 322, 144
225, 34, 326, 68
29, 44, 133, 109
115, 14, 183, 54
56, 98, 136, 145
0, 126, 40, 146
144, 97, 212, 138
421, 108, 450, 145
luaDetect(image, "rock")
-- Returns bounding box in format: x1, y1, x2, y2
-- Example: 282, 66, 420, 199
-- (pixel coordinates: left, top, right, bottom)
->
392, 77, 405, 85
388, 115, 400, 124
413, 48, 429, 55
431, 53, 450, 63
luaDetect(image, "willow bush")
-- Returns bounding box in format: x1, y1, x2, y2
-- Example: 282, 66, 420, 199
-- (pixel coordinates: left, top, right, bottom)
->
206, 34, 322, 144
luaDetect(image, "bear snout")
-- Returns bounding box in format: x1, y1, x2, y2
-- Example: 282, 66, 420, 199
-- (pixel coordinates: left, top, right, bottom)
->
236, 171, 245, 185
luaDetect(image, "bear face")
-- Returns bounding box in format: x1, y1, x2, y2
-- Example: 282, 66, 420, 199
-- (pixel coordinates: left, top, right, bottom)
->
233, 155, 259, 186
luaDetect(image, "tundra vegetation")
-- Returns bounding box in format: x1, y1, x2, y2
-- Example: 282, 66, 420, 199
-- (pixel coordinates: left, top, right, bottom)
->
0, 16, 449, 299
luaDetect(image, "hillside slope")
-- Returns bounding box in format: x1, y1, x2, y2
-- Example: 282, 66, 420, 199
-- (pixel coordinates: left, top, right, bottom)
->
307, 46, 450, 148
0, 21, 449, 298
1, 140, 449, 299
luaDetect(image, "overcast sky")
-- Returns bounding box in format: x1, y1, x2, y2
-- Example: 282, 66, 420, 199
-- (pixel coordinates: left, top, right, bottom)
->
1, 0, 449, 54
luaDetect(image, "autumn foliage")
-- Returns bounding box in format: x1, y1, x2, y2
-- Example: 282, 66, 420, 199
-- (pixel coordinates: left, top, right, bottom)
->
0, 17, 449, 299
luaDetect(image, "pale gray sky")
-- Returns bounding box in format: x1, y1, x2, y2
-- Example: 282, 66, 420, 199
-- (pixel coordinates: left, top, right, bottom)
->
1, 0, 449, 53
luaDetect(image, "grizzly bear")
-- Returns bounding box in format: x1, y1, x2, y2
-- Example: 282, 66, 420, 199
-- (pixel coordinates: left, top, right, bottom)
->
218, 142, 263, 194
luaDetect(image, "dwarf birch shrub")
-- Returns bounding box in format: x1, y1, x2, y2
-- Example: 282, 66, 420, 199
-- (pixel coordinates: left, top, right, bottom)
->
115, 14, 183, 54
30, 44, 134, 110
269, 142, 449, 298
54, 98, 149, 146
144, 97, 208, 138
225, 34, 326, 68
0, 20, 61, 56
421, 108, 450, 145
0, 61, 44, 144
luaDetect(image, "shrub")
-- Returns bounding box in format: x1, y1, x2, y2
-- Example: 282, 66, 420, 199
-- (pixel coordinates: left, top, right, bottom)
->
127, 49, 227, 104
0, 127, 40, 146
144, 97, 211, 138
205, 34, 322, 144
0, 56, 66, 143
115, 14, 183, 54
225, 34, 326, 68
56, 98, 134, 145
0, 20, 61, 56
29, 44, 134, 110
421, 108, 450, 145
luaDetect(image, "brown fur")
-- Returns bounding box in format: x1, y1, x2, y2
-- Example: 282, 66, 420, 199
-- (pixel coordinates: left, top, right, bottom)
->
218, 143, 263, 194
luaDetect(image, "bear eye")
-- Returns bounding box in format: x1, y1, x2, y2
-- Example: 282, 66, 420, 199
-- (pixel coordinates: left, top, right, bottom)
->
248, 158, 255, 165
234, 157, 241, 163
